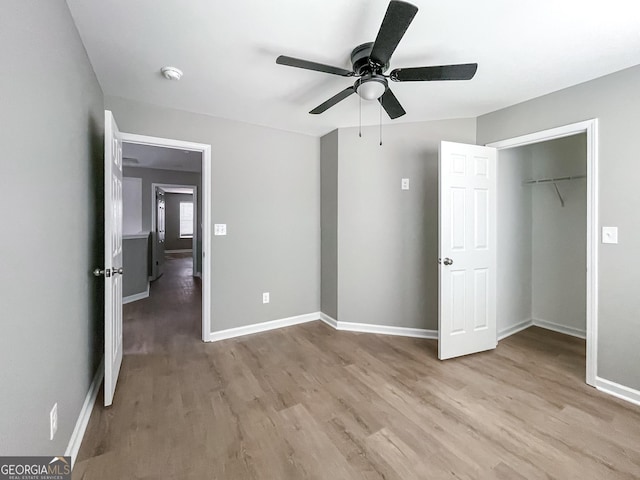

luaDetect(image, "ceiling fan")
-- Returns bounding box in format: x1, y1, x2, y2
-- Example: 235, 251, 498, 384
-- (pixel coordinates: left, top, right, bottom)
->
276, 0, 478, 120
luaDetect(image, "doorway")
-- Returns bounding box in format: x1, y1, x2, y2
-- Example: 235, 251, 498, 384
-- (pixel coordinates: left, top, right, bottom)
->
120, 133, 212, 342
487, 119, 598, 386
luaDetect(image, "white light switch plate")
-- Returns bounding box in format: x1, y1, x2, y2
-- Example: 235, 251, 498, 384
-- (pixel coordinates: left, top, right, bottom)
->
401, 178, 410, 190
602, 226, 618, 244
214, 224, 227, 236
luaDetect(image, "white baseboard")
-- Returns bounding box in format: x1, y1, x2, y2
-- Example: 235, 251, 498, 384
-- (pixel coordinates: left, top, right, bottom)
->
165, 249, 192, 253
206, 312, 322, 342
319, 312, 338, 328
123, 284, 149, 304
595, 376, 640, 407
498, 319, 533, 341
320, 313, 437, 339
533, 318, 586, 339
66, 358, 104, 468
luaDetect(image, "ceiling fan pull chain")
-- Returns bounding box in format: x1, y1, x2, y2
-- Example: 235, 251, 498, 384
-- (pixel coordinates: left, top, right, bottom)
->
379, 98, 383, 146
359, 94, 362, 138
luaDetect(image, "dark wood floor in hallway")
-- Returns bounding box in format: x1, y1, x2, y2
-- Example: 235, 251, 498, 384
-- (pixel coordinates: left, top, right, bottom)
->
74, 254, 640, 479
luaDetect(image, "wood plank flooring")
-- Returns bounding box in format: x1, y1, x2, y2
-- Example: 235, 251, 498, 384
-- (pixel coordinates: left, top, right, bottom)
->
74, 255, 640, 479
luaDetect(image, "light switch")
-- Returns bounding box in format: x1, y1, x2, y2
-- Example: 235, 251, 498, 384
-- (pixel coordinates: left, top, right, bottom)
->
602, 226, 618, 244
401, 178, 410, 190
214, 224, 227, 236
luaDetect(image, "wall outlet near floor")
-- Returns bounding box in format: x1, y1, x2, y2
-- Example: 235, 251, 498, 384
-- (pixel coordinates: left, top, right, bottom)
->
262, 292, 270, 304
401, 178, 410, 190
50, 403, 58, 440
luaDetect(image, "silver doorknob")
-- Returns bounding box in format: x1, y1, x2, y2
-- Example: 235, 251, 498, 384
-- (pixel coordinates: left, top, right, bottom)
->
93, 268, 111, 277
443, 258, 454, 266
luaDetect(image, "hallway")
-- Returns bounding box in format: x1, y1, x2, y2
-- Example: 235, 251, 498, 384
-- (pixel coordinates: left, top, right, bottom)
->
124, 253, 202, 355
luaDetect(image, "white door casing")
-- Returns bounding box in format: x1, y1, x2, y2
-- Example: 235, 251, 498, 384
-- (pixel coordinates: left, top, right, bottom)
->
104, 110, 124, 406
439, 141, 497, 360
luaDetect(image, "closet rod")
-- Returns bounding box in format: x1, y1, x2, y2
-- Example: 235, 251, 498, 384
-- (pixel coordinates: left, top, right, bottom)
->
522, 174, 586, 185
522, 174, 585, 207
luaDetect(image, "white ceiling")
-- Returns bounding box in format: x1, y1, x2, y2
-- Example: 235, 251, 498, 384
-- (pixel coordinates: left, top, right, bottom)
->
67, 0, 640, 136
122, 143, 202, 172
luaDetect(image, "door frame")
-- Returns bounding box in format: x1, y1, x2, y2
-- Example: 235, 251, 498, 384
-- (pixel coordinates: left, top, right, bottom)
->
120, 132, 212, 343
150, 183, 198, 273
486, 119, 598, 387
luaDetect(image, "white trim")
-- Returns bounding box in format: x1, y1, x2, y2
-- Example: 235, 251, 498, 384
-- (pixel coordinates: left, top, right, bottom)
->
122, 284, 149, 304
165, 249, 193, 253
337, 321, 437, 339
65, 358, 104, 469
320, 312, 436, 339
120, 133, 212, 344
487, 118, 599, 387
206, 312, 321, 342
595, 377, 640, 407
532, 318, 586, 339
498, 319, 533, 341
319, 312, 338, 329
205, 311, 438, 342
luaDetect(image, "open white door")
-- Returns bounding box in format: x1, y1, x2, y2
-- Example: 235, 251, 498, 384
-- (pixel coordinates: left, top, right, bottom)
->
438, 141, 497, 360
102, 110, 124, 405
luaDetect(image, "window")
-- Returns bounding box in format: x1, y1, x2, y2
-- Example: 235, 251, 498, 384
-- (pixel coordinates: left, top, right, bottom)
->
179, 202, 194, 238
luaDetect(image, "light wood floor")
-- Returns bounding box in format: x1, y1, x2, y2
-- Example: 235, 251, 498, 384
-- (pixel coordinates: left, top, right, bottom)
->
74, 255, 640, 479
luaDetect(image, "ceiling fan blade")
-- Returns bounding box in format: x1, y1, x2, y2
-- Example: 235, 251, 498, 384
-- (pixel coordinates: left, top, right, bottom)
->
369, 1, 419, 67
390, 63, 478, 82
309, 86, 356, 114
378, 88, 406, 119
276, 55, 354, 77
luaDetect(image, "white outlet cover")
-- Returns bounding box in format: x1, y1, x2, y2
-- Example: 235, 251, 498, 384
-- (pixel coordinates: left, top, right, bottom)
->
401, 178, 410, 190
262, 292, 270, 304
602, 226, 618, 244
214, 224, 227, 236
50, 403, 58, 440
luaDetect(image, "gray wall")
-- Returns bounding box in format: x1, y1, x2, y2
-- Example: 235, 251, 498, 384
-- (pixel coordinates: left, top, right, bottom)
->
477, 64, 640, 389
164, 193, 195, 251
327, 119, 476, 330
531, 134, 587, 333
108, 96, 321, 332
123, 236, 150, 297
496, 145, 533, 335
0, 0, 104, 455
320, 130, 339, 319
123, 167, 202, 272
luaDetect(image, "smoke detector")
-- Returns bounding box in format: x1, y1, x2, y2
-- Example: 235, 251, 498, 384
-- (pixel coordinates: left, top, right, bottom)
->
161, 66, 183, 81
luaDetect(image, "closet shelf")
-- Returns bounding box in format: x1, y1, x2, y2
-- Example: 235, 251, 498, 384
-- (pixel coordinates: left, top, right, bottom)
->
522, 174, 585, 207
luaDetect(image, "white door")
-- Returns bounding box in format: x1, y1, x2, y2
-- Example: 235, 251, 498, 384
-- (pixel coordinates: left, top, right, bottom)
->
103, 110, 124, 406
438, 141, 497, 360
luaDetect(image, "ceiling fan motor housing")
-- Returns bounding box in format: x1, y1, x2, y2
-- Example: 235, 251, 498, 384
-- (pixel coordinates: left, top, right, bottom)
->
351, 42, 389, 75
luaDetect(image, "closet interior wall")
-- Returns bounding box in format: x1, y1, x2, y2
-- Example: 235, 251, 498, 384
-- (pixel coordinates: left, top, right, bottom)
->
497, 134, 587, 338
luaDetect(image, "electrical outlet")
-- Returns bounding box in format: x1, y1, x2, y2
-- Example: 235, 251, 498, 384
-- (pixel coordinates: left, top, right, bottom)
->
401, 178, 410, 190
262, 292, 270, 304
50, 403, 58, 441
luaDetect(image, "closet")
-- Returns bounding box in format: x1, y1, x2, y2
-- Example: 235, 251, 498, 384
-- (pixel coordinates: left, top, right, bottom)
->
497, 133, 587, 341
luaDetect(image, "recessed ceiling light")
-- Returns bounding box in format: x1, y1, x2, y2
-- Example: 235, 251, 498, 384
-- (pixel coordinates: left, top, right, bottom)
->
161, 66, 183, 81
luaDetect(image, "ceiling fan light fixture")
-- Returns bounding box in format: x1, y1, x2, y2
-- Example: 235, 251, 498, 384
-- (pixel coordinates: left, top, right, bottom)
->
356, 76, 387, 100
